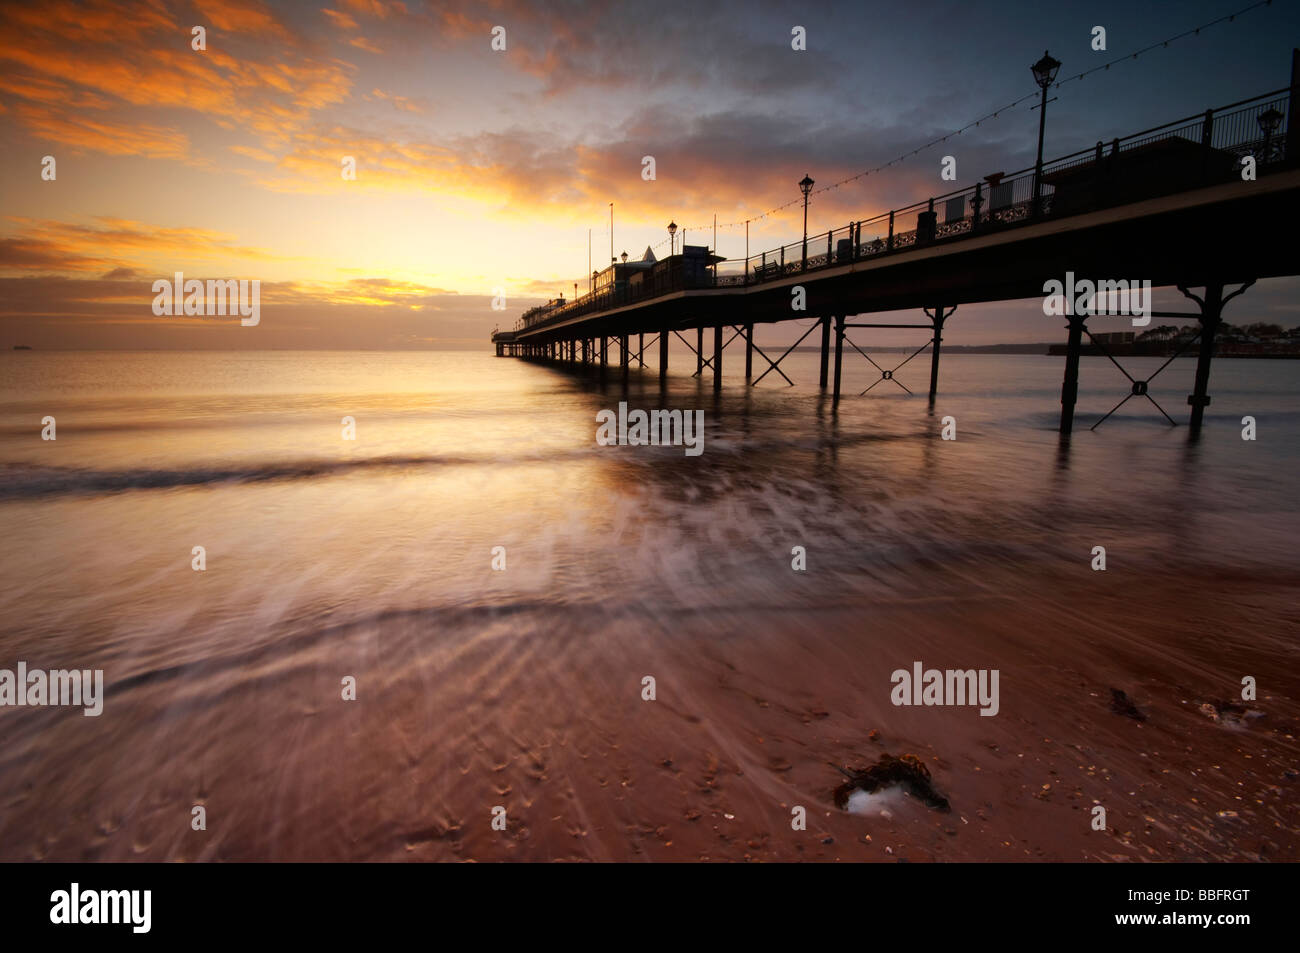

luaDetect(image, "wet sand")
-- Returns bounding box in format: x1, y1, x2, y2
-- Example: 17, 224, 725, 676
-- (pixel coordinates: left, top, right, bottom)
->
3, 561, 1295, 862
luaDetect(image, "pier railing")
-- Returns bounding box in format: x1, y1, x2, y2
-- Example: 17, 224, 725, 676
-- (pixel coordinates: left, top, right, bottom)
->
508, 88, 1290, 337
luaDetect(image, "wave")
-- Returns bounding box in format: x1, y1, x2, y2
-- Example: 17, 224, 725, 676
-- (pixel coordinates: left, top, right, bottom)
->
0, 456, 480, 499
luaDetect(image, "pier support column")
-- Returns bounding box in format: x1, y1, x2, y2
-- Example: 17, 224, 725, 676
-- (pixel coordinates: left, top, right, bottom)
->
928, 305, 954, 404
600, 336, 607, 381
620, 333, 629, 386
659, 328, 669, 382
832, 314, 845, 404
1188, 283, 1224, 437
713, 325, 723, 390
744, 324, 753, 381
1059, 314, 1087, 435
639, 333, 644, 369
697, 327, 704, 375
819, 315, 831, 390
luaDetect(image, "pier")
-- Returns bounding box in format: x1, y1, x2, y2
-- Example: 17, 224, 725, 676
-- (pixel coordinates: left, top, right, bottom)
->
494, 72, 1299, 436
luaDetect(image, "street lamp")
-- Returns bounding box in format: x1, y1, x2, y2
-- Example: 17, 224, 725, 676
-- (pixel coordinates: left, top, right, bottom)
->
1258, 106, 1283, 163
799, 174, 814, 268
1031, 50, 1061, 218
667, 221, 677, 257
621, 250, 628, 263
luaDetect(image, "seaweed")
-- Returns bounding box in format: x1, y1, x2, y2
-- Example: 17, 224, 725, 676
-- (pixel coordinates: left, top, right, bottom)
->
832, 753, 951, 812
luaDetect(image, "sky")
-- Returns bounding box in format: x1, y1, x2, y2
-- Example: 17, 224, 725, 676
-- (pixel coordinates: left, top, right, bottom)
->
1, 0, 1297, 349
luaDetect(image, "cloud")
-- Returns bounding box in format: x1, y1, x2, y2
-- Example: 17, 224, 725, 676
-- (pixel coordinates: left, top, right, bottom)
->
340, 0, 410, 20
0, 271, 513, 349
229, 144, 279, 163
193, 0, 296, 43
0, 238, 118, 275
322, 9, 360, 30
0, 217, 283, 276
0, 0, 356, 156
367, 88, 426, 113
10, 102, 191, 160
0, 72, 114, 110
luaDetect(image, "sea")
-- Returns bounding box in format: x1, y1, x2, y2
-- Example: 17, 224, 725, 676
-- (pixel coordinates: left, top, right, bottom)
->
0, 348, 1296, 861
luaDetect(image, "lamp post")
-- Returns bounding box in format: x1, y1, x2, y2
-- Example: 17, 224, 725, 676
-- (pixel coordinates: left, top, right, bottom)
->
621, 250, 628, 263
1031, 50, 1061, 219
799, 174, 815, 269
1258, 106, 1283, 164
667, 220, 677, 257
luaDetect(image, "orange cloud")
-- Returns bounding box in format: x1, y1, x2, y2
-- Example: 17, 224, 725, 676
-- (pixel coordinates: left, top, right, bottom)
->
322, 8, 359, 30
0, 73, 114, 110
193, 0, 295, 42
0, 217, 283, 276
10, 102, 191, 160
367, 88, 425, 114
340, 0, 409, 19
0, 0, 356, 154
348, 36, 384, 54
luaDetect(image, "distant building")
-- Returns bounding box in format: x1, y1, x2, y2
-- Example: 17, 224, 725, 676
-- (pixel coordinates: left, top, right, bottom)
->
593, 251, 655, 296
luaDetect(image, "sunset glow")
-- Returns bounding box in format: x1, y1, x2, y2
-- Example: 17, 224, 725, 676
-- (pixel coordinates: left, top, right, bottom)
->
2, 0, 1297, 347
